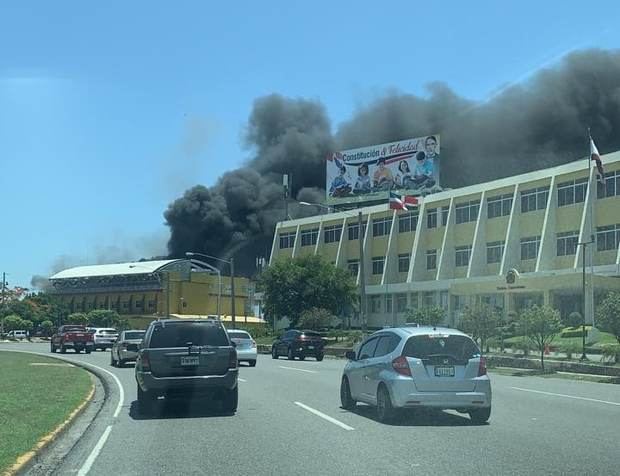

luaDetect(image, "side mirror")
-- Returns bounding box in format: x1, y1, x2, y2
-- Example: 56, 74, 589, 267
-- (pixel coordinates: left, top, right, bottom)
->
231, 341, 237, 348
345, 350, 356, 361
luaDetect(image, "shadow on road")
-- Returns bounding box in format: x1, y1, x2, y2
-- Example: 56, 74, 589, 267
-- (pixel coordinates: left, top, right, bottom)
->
342, 405, 484, 427
129, 398, 235, 420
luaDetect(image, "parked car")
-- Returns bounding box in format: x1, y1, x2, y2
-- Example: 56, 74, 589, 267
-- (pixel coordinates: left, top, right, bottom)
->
88, 328, 119, 351
340, 326, 491, 424
51, 325, 94, 354
135, 319, 238, 414
7, 330, 28, 340
271, 329, 324, 361
227, 329, 257, 367
110, 330, 146, 367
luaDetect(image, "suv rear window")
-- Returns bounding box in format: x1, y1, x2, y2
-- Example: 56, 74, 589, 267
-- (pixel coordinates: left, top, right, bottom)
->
149, 322, 229, 348
403, 335, 480, 361
228, 331, 250, 340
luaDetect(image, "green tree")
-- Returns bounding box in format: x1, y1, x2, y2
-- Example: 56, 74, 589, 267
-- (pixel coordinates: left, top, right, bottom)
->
459, 304, 502, 353
258, 255, 357, 328
596, 292, 620, 343
405, 306, 446, 327
40, 320, 55, 337
520, 305, 562, 370
298, 307, 334, 331
67, 312, 88, 325
87, 310, 121, 327
21, 319, 34, 335
2, 314, 24, 332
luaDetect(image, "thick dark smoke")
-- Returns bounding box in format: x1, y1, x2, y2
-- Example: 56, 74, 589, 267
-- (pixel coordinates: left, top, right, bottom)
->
165, 49, 620, 276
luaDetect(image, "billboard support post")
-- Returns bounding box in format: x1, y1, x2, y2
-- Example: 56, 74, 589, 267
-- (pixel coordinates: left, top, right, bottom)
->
358, 211, 367, 334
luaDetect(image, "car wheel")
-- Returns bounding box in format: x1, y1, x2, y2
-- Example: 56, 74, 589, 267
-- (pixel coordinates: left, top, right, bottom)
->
299, 354, 306, 361
249, 360, 257, 367
50, 343, 56, 353
271, 347, 278, 359
60, 345, 67, 354
118, 359, 125, 368
110, 353, 117, 367
137, 384, 155, 414
469, 407, 491, 424
221, 386, 238, 413
340, 377, 356, 410
75, 348, 81, 354
85, 348, 91, 354
316, 353, 324, 362
287, 347, 294, 360
376, 385, 395, 423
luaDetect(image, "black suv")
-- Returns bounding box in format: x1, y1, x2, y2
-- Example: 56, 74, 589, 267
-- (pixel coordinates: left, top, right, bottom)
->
271, 330, 325, 361
135, 319, 238, 413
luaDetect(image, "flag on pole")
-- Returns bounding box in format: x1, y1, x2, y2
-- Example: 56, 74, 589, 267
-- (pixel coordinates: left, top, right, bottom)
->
590, 137, 605, 185
389, 191, 407, 210
403, 195, 419, 207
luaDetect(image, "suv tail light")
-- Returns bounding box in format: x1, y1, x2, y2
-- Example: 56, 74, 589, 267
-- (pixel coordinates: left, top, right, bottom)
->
478, 357, 487, 376
228, 350, 238, 369
140, 351, 151, 371
65, 334, 73, 341
251, 340, 257, 348
392, 356, 412, 377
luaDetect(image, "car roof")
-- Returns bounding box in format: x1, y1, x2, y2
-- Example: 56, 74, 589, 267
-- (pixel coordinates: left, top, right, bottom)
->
150, 318, 222, 326
122, 329, 145, 334
227, 329, 250, 335
371, 326, 470, 339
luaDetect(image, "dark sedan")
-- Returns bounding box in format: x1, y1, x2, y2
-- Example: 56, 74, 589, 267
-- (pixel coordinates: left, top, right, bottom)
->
271, 330, 325, 361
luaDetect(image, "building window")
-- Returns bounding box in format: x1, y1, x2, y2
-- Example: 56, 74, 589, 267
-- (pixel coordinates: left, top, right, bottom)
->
557, 230, 579, 256
427, 208, 437, 229
596, 224, 620, 252
521, 236, 541, 260
372, 217, 392, 237
122, 301, 129, 309
279, 232, 296, 249
455, 201, 480, 224
455, 245, 472, 267
386, 296, 393, 314
398, 253, 410, 273
521, 187, 549, 213
398, 212, 418, 233
396, 294, 408, 313
324, 225, 342, 244
487, 241, 505, 264
424, 292, 436, 307
348, 222, 367, 240
557, 178, 588, 207
148, 300, 155, 309
370, 295, 382, 313
347, 259, 359, 277
372, 257, 385, 275
597, 170, 620, 199
135, 301, 143, 308
441, 206, 449, 226
300, 228, 319, 247
426, 249, 437, 270
487, 194, 513, 218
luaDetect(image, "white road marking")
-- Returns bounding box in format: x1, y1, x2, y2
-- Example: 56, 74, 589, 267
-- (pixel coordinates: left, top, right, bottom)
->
77, 425, 112, 476
294, 402, 355, 431
511, 386, 620, 406
238, 378, 247, 382
278, 365, 317, 374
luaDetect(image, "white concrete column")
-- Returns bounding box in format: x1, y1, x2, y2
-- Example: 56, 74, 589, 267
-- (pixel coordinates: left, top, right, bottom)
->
536, 175, 557, 272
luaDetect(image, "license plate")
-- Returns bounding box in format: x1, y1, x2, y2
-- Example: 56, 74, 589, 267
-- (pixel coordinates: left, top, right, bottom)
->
434, 366, 455, 377
181, 356, 199, 366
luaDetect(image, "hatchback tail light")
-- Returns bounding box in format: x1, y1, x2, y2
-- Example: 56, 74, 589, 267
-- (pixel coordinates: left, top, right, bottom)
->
140, 351, 151, 371
392, 356, 412, 377
228, 350, 238, 369
478, 356, 487, 376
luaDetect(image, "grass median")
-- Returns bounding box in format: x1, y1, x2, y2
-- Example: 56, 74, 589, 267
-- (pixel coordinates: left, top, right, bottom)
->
0, 351, 93, 474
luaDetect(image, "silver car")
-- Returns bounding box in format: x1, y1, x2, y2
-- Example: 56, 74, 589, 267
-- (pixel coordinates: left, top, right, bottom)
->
227, 330, 257, 367
111, 330, 145, 367
340, 326, 491, 424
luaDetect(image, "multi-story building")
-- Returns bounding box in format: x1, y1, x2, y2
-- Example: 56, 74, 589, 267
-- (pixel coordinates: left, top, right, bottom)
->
270, 152, 620, 328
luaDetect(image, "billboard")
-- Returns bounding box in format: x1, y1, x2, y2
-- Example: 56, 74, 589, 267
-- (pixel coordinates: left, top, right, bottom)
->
325, 135, 440, 205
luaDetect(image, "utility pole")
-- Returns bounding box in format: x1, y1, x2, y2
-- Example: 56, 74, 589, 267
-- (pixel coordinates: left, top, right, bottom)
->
230, 257, 236, 330
1, 272, 6, 334
358, 211, 367, 334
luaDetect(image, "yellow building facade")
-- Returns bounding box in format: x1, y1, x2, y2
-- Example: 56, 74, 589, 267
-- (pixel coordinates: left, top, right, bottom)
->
271, 152, 620, 329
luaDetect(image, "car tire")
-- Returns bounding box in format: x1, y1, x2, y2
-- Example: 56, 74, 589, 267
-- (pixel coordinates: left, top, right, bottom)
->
287, 347, 294, 360
299, 354, 306, 361
75, 348, 81, 354
111, 353, 117, 367
249, 360, 257, 367
137, 384, 155, 414
271, 347, 278, 359
85, 348, 91, 354
376, 385, 395, 424
340, 377, 356, 410
469, 407, 491, 424
316, 353, 324, 362
221, 386, 238, 413
60, 345, 67, 354
118, 359, 125, 368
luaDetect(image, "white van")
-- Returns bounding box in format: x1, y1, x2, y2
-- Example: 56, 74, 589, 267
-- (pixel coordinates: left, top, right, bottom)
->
7, 330, 28, 339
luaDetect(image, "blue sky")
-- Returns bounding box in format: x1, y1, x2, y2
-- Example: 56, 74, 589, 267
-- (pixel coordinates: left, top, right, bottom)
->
1, 1, 619, 287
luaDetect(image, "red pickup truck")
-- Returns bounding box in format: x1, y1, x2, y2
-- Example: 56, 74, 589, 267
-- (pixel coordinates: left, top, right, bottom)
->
51, 325, 94, 354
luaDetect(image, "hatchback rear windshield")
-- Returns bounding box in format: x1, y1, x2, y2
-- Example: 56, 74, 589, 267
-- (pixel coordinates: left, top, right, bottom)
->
124, 331, 145, 340
403, 335, 480, 361
149, 323, 229, 348
228, 331, 251, 340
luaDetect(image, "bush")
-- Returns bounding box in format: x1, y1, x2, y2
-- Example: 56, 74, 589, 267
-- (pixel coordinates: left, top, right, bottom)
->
559, 342, 582, 360
406, 306, 446, 327
561, 329, 585, 338
298, 308, 334, 331
40, 320, 54, 337
67, 313, 88, 325
600, 344, 620, 364
2, 314, 24, 332
564, 311, 583, 328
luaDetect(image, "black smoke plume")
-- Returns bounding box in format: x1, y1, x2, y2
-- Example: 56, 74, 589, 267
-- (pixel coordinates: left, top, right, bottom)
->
165, 49, 620, 275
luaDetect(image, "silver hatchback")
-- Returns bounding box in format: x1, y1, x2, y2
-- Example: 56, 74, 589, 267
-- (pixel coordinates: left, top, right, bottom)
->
340, 326, 491, 423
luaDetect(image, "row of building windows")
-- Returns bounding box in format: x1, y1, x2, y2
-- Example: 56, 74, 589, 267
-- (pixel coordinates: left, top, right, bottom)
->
369, 291, 451, 314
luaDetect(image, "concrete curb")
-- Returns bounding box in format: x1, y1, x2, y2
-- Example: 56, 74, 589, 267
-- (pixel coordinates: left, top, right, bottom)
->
1, 351, 96, 476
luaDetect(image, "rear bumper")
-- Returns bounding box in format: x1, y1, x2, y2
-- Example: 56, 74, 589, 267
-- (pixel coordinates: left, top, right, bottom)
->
236, 348, 258, 361
136, 369, 238, 394
388, 378, 492, 410
292, 345, 324, 356
118, 349, 139, 361
62, 341, 94, 349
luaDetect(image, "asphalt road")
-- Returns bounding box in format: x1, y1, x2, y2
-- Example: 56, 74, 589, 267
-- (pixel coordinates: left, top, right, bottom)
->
2, 342, 619, 475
